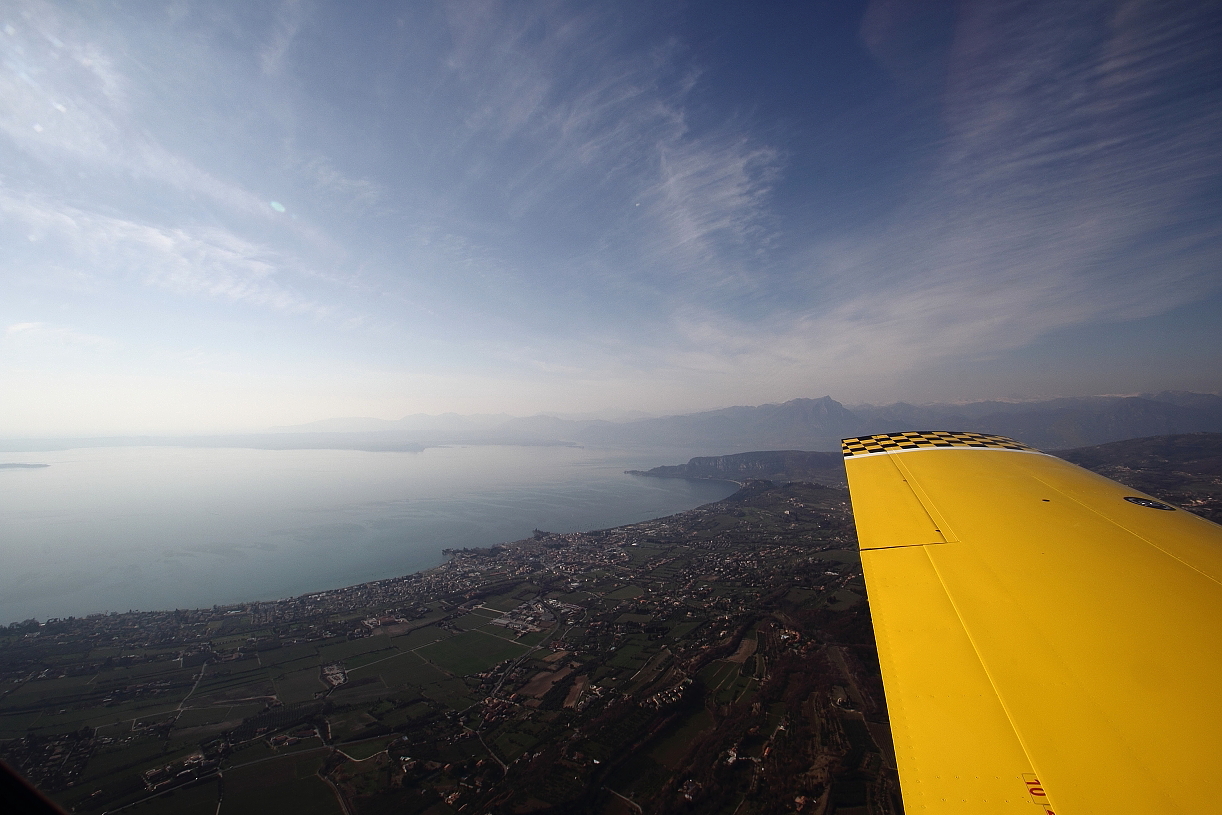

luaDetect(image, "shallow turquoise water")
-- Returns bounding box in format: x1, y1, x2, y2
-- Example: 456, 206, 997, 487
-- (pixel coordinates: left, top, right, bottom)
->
0, 444, 736, 622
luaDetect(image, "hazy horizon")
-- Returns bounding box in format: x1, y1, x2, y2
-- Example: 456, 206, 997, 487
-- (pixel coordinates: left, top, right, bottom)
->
1, 388, 1218, 447
0, 387, 1213, 441
3, 1, 1221, 436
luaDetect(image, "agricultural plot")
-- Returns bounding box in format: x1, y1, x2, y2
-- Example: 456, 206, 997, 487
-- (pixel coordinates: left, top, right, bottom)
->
225, 740, 274, 765
420, 676, 480, 710
616, 612, 653, 624
0, 711, 43, 738
351, 650, 449, 690
53, 742, 202, 812
447, 610, 496, 631
608, 639, 651, 670
258, 642, 320, 667
338, 736, 389, 760
377, 701, 433, 729
96, 660, 192, 683
191, 662, 274, 704
271, 667, 326, 704
650, 708, 714, 769
341, 645, 405, 671
327, 710, 379, 742
2, 675, 98, 708
174, 702, 264, 729
388, 625, 449, 650
826, 589, 863, 610
64, 699, 184, 734
417, 630, 530, 676
316, 636, 395, 665
497, 627, 553, 647
327, 677, 390, 704
698, 659, 736, 688
264, 655, 319, 677
479, 592, 527, 612
605, 585, 646, 600
118, 779, 220, 815
222, 753, 341, 815
74, 736, 168, 783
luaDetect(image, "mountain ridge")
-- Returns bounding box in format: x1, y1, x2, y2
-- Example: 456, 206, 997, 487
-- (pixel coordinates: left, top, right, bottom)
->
4, 392, 1220, 453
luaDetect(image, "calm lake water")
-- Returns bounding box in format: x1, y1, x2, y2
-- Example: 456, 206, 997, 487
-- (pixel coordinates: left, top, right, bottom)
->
0, 445, 736, 623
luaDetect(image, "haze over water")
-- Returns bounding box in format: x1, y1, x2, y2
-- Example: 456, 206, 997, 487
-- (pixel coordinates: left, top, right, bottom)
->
0, 445, 736, 624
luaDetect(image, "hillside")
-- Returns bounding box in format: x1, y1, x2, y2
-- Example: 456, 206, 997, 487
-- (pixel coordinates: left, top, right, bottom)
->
627, 450, 847, 486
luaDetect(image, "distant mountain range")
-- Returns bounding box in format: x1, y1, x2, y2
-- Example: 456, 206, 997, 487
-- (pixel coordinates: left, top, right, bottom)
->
4, 391, 1221, 453
264, 390, 1222, 452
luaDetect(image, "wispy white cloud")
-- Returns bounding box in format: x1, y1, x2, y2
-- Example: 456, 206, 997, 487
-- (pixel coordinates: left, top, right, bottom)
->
740, 0, 1222, 379
5, 320, 103, 343
1, 191, 328, 314
2, 320, 117, 355
541, 0, 1222, 404
437, 1, 782, 289
260, 0, 305, 76
0, 2, 366, 320
0, 4, 275, 219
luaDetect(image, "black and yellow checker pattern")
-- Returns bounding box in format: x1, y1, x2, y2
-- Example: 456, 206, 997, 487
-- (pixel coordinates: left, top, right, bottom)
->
841, 431, 1036, 459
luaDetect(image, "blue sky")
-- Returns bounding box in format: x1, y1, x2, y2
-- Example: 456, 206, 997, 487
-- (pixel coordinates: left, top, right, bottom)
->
2, 0, 1220, 434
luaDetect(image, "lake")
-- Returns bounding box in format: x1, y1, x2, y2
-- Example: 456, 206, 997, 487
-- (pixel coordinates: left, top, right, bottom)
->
0, 444, 737, 623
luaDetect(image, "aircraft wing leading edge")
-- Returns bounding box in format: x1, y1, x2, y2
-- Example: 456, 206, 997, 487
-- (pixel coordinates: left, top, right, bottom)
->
841, 431, 1222, 814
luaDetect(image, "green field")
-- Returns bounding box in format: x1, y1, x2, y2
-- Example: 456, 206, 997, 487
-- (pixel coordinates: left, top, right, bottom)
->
826, 589, 862, 610
259, 642, 320, 666
317, 636, 396, 665
175, 705, 243, 728
378, 701, 434, 728
450, 610, 499, 630
226, 740, 274, 765
420, 676, 480, 710
119, 779, 220, 815
191, 662, 275, 704
328, 709, 379, 742
417, 630, 530, 676
616, 613, 653, 624
650, 708, 713, 769
481, 594, 526, 612
3, 675, 97, 706
222, 753, 342, 815
343, 646, 405, 670
698, 660, 739, 692
272, 667, 326, 704
339, 736, 390, 760
75, 737, 169, 783
390, 625, 450, 650
605, 585, 646, 600
350, 649, 448, 689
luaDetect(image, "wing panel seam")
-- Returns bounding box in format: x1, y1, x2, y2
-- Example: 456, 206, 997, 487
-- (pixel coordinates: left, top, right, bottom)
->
918, 544, 1049, 809
890, 454, 959, 542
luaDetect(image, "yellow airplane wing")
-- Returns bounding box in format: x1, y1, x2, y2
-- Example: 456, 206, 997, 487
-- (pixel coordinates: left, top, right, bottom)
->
841, 431, 1222, 814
